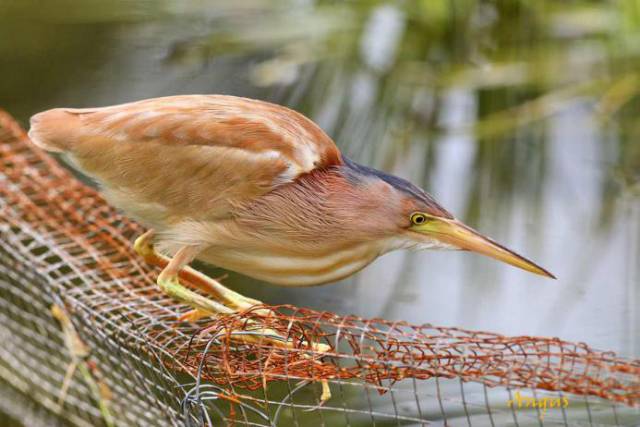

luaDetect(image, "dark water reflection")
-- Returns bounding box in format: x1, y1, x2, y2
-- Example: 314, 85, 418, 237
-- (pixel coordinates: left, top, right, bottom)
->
1, 0, 638, 415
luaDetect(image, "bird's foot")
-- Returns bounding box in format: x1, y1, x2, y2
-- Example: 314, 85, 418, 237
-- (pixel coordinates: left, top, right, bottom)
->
177, 309, 211, 323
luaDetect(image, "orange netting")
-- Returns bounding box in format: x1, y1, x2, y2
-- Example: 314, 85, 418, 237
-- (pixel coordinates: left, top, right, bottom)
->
0, 109, 638, 426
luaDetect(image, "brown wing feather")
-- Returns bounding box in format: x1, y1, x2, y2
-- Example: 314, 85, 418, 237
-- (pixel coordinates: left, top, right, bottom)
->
28, 95, 342, 225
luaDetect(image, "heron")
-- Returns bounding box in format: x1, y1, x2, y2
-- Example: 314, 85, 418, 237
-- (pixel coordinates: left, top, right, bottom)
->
28, 94, 554, 322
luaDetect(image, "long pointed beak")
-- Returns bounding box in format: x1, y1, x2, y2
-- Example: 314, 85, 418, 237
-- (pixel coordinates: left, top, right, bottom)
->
412, 218, 555, 279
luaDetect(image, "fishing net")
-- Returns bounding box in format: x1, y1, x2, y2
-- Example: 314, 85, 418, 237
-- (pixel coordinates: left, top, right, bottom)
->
0, 109, 638, 426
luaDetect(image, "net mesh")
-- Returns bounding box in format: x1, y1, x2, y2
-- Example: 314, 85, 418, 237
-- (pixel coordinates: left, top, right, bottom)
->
0, 109, 639, 426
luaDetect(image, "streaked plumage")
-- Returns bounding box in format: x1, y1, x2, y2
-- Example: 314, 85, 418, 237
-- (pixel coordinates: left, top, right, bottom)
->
29, 94, 554, 289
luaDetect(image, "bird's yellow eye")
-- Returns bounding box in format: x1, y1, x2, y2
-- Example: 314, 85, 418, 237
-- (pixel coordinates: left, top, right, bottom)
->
410, 213, 428, 225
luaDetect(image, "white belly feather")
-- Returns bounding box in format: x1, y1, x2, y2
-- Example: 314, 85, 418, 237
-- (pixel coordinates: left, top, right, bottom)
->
197, 243, 382, 286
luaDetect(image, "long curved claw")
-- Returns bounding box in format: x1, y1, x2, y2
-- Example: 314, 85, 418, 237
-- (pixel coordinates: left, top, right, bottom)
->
178, 309, 212, 323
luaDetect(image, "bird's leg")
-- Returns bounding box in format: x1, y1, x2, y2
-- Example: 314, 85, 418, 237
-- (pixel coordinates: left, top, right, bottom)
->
156, 247, 331, 355
134, 232, 332, 398
135, 233, 327, 342
133, 230, 262, 315
157, 246, 236, 315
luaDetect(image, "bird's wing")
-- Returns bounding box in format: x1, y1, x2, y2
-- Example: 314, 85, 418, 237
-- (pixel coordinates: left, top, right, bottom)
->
29, 95, 342, 222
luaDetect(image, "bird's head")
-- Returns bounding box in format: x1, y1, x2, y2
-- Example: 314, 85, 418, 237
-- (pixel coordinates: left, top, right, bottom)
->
341, 158, 555, 279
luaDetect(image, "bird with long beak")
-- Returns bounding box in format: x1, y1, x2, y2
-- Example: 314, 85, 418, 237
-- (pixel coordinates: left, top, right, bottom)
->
28, 95, 554, 322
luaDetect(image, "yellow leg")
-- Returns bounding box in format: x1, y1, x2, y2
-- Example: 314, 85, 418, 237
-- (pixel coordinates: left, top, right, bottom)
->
134, 230, 262, 312
134, 231, 331, 402
133, 231, 330, 355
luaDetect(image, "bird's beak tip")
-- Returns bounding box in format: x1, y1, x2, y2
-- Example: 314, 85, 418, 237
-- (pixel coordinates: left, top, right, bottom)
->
412, 217, 555, 280
538, 269, 557, 280
524, 263, 556, 280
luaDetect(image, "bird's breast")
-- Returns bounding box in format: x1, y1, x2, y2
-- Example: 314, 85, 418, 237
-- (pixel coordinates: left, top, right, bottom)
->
197, 242, 383, 286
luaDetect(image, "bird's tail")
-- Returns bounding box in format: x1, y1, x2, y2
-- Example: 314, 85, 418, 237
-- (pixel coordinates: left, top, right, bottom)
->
28, 108, 83, 153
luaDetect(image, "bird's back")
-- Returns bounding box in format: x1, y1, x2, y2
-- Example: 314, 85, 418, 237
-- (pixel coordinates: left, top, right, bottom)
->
28, 95, 342, 227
